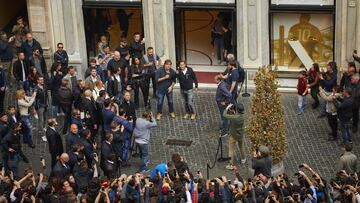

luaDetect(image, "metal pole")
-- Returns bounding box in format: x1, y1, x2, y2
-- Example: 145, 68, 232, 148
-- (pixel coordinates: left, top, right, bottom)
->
242, 70, 250, 97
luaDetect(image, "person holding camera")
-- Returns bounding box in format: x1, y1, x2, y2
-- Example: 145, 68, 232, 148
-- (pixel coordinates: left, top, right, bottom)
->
133, 111, 157, 172
223, 103, 245, 170
335, 88, 354, 145
251, 145, 272, 178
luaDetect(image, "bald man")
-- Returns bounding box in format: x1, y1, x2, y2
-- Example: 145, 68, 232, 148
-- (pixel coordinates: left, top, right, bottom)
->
65, 124, 80, 152
107, 50, 129, 88
21, 32, 43, 60
51, 153, 71, 178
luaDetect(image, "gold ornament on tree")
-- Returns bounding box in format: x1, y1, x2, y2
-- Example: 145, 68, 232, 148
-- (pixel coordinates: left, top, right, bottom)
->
247, 65, 287, 164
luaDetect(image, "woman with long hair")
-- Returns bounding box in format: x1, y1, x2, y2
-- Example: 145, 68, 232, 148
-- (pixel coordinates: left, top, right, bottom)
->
130, 57, 148, 108
16, 89, 37, 148
307, 63, 320, 109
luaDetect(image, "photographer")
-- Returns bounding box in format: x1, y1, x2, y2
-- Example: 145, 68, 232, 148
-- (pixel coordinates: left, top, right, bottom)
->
133, 111, 157, 172
251, 145, 272, 178
223, 103, 245, 170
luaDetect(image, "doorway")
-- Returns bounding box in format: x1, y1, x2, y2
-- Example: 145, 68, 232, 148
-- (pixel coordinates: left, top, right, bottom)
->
83, 6, 144, 57
175, 9, 236, 67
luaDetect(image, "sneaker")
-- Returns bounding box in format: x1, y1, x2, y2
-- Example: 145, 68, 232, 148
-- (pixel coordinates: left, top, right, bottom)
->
220, 133, 229, 138
140, 169, 150, 173
297, 112, 303, 115
226, 163, 235, 170
170, 112, 176, 118
241, 159, 247, 164
34, 114, 39, 120
183, 114, 189, 119
41, 136, 47, 142
43, 128, 47, 132
190, 114, 196, 120
156, 113, 162, 121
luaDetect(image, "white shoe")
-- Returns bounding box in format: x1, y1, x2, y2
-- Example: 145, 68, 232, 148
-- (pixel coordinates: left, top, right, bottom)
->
241, 159, 247, 164
41, 136, 47, 142
34, 114, 39, 119
226, 163, 235, 170
220, 133, 229, 138
43, 128, 47, 132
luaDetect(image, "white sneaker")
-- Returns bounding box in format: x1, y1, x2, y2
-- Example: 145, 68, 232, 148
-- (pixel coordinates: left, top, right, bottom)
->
226, 163, 235, 170
220, 133, 229, 138
241, 159, 247, 164
34, 114, 39, 119
41, 136, 47, 142
43, 128, 47, 132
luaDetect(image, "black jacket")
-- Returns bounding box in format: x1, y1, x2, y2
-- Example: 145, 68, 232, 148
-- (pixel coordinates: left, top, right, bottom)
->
177, 67, 198, 91
46, 126, 63, 157
0, 40, 13, 61
336, 96, 354, 122
51, 161, 71, 178
28, 55, 47, 78
130, 41, 144, 59
34, 85, 48, 109
252, 155, 272, 178
0, 120, 9, 141
58, 85, 73, 105
120, 101, 136, 121
103, 160, 117, 179
107, 75, 122, 97
81, 137, 95, 167
65, 132, 81, 152
1, 132, 22, 155
100, 141, 115, 169
13, 59, 29, 82
81, 98, 99, 126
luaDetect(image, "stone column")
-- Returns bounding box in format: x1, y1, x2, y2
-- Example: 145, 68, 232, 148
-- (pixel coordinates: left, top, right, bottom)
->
48, 0, 88, 77
142, 0, 176, 62
27, 0, 53, 58
237, 0, 269, 70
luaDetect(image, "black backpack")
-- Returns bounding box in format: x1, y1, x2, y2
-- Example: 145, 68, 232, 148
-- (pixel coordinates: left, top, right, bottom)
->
237, 64, 245, 83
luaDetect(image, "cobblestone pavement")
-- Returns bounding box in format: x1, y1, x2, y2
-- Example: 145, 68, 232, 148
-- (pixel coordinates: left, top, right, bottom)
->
6, 88, 358, 180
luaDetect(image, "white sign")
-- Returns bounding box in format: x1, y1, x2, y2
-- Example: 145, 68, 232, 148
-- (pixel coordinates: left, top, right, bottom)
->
175, 0, 235, 3
288, 40, 314, 69
271, 0, 334, 6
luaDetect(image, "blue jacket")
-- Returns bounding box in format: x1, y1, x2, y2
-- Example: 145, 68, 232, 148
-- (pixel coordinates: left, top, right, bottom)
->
216, 81, 232, 104
84, 65, 105, 81
155, 67, 176, 94
150, 163, 167, 179
0, 40, 13, 60
21, 39, 43, 60
53, 50, 68, 72
102, 109, 116, 132
322, 71, 337, 92
112, 116, 133, 139
65, 132, 81, 152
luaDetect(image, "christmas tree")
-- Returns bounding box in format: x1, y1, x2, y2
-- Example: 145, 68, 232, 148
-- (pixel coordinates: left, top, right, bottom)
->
247, 66, 287, 164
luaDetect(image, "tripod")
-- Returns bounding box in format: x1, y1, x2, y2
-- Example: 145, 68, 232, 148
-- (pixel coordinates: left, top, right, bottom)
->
217, 135, 231, 162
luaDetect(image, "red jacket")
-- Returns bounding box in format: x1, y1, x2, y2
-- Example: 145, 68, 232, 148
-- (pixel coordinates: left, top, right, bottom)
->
297, 78, 307, 95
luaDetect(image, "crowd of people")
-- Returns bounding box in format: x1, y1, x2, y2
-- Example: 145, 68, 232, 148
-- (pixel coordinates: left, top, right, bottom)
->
296, 56, 360, 146
0, 14, 359, 202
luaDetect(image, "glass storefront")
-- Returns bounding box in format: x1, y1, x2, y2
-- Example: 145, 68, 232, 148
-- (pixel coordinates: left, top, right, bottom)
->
269, 1, 335, 70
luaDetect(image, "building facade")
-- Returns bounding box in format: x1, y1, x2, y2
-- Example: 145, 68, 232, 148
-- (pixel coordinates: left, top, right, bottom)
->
22, 0, 360, 88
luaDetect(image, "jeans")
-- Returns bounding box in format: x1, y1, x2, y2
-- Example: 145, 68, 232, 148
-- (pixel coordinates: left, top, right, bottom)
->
228, 135, 245, 165
8, 153, 20, 177
51, 105, 59, 118
138, 143, 149, 171
37, 107, 47, 129
340, 120, 351, 143
214, 36, 224, 63
156, 91, 174, 114
217, 103, 229, 135
297, 95, 306, 113
20, 115, 33, 145
121, 138, 131, 164
17, 80, 29, 94
181, 89, 195, 114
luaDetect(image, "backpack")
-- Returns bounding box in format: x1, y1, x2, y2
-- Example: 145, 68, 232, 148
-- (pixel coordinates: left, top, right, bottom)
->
237, 65, 245, 83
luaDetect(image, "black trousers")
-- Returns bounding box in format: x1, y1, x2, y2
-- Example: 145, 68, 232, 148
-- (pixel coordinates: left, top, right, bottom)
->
134, 80, 148, 107
352, 107, 359, 129
310, 88, 319, 107
0, 90, 5, 114
327, 113, 338, 137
